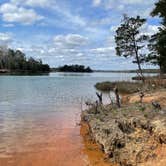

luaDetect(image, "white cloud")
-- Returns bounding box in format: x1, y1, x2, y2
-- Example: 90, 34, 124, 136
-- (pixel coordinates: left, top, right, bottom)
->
0, 2, 44, 25
16, 34, 89, 62
0, 33, 12, 46
141, 23, 160, 36
11, 0, 54, 8
2, 23, 14, 27
51, 5, 87, 28
93, 0, 155, 8
90, 47, 114, 55
92, 0, 156, 17
53, 34, 88, 49
93, 0, 101, 6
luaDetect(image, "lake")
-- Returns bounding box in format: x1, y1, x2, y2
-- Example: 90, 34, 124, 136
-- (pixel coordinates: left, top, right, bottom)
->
0, 72, 154, 166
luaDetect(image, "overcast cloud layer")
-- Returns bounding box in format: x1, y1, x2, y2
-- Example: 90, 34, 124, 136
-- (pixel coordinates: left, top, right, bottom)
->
0, 0, 159, 70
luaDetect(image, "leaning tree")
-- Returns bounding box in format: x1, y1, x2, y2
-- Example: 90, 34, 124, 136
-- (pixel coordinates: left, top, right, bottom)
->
115, 15, 149, 81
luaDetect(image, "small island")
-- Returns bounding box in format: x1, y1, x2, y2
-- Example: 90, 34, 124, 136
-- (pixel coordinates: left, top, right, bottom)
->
54, 64, 93, 73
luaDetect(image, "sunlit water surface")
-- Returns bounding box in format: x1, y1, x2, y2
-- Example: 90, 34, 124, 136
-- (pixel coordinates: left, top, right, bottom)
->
0, 72, 155, 166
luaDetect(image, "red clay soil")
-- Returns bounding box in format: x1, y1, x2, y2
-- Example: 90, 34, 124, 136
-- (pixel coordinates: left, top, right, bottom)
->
122, 90, 166, 106
140, 144, 166, 166
80, 121, 116, 166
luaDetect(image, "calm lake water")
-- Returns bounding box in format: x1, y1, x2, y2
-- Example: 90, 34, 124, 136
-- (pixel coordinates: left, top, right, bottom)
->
0, 72, 155, 166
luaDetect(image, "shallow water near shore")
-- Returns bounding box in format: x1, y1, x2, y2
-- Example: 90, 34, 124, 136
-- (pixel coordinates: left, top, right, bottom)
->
0, 72, 155, 166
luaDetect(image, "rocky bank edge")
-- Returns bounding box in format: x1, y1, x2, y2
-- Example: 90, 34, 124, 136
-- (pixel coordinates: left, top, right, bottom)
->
81, 92, 166, 166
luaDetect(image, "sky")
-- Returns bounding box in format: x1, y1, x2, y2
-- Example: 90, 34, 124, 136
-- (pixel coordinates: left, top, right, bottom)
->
0, 0, 160, 70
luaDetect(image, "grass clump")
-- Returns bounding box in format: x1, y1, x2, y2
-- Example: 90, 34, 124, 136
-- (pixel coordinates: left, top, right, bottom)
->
139, 105, 146, 112
95, 81, 143, 94
95, 81, 115, 92
95, 78, 166, 94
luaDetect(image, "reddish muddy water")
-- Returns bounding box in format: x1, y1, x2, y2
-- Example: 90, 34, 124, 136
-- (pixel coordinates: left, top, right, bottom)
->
0, 108, 111, 166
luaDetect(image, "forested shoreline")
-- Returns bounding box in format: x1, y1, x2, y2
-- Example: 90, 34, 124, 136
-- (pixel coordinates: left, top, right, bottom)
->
0, 48, 50, 73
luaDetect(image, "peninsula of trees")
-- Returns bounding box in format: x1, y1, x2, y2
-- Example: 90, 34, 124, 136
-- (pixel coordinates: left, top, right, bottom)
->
0, 48, 50, 73
55, 64, 93, 72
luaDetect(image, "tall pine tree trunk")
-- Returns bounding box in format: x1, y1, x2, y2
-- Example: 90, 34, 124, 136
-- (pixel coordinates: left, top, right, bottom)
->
136, 54, 145, 82
134, 39, 145, 83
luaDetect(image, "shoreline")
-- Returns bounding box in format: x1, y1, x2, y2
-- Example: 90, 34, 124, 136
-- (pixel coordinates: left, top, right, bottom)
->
81, 89, 166, 166
80, 121, 115, 166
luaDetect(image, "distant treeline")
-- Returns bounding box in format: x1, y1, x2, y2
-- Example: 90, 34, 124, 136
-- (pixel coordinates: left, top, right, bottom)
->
54, 64, 93, 72
0, 48, 50, 73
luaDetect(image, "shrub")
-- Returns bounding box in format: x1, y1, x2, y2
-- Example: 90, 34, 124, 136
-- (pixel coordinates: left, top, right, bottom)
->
95, 81, 143, 94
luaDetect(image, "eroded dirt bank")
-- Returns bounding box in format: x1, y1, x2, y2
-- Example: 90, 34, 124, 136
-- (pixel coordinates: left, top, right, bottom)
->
81, 89, 166, 166
80, 121, 116, 166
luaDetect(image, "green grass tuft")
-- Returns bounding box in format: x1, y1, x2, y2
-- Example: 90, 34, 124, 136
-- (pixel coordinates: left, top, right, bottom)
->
95, 81, 142, 94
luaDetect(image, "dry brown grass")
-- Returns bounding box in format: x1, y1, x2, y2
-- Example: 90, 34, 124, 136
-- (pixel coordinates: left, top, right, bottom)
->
145, 78, 166, 89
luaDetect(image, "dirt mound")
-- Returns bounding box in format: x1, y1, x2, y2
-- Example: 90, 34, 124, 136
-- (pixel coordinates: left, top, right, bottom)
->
122, 89, 166, 106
